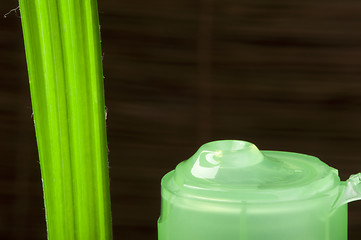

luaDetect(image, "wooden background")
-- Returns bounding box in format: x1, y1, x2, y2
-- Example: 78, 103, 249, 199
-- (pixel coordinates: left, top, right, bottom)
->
1, 0, 361, 239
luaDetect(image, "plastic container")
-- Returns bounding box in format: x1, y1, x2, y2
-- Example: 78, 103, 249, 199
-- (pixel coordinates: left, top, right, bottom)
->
158, 140, 361, 240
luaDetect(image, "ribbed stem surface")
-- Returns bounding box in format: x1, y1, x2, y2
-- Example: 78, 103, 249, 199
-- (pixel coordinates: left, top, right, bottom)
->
18, 0, 112, 239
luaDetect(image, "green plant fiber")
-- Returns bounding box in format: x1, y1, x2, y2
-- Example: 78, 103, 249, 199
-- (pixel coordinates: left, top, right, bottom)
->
18, 0, 112, 239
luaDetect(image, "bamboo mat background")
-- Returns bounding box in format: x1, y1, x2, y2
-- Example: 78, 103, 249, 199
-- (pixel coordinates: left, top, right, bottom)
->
1, 0, 361, 239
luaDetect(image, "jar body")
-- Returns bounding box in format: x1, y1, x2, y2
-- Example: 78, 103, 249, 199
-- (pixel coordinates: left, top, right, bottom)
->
158, 190, 347, 240
157, 141, 351, 240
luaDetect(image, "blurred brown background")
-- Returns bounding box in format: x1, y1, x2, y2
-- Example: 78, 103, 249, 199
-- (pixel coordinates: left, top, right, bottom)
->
1, 0, 361, 239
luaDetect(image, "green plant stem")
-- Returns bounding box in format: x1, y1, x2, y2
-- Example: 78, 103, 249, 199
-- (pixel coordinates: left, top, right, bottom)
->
18, 0, 112, 239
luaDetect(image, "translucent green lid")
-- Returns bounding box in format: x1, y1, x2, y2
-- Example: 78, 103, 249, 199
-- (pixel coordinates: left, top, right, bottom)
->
164, 140, 340, 203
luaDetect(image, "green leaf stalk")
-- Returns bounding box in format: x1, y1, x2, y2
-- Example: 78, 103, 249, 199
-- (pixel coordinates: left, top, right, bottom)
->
18, 0, 112, 239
